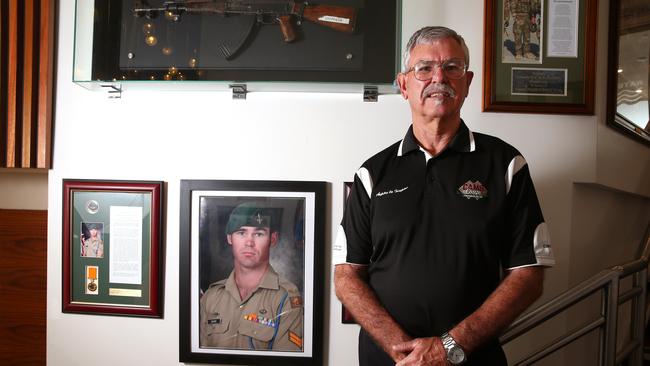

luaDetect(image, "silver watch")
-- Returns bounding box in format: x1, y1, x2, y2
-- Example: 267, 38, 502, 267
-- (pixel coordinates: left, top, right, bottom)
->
441, 332, 466, 365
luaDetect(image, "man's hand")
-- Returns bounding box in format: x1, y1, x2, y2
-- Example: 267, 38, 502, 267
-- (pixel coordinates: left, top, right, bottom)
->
393, 337, 448, 366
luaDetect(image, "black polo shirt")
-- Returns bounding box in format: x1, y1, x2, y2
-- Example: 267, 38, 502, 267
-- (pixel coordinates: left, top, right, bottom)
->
334, 121, 554, 365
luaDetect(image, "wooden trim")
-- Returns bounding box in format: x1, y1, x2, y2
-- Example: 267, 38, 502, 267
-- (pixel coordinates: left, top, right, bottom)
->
21, 0, 34, 168
37, 0, 54, 169
1, 0, 55, 169
6, 0, 18, 167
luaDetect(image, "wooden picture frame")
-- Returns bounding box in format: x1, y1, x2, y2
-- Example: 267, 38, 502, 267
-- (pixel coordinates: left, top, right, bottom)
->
62, 179, 165, 317
179, 180, 326, 365
482, 0, 597, 114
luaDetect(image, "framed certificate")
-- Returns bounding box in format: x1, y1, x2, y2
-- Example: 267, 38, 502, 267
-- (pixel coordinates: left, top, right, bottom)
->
62, 179, 164, 317
482, 0, 597, 114
179, 179, 326, 365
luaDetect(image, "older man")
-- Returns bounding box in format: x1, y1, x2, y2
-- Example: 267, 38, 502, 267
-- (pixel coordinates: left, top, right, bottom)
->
334, 26, 554, 366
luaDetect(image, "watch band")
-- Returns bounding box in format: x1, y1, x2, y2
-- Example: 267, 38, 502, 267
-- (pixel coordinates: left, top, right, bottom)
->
441, 332, 466, 365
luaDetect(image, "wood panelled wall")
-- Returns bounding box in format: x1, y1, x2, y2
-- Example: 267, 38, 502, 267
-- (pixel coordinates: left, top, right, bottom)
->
0, 0, 55, 169
0, 209, 47, 366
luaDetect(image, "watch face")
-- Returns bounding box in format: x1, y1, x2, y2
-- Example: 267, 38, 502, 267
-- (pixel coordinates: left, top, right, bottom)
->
448, 346, 466, 364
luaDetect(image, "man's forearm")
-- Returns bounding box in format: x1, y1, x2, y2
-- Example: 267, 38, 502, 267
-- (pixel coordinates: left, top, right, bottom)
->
450, 266, 545, 354
334, 264, 412, 361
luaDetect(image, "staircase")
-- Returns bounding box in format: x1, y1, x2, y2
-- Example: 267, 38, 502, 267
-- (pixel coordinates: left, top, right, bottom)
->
500, 224, 650, 366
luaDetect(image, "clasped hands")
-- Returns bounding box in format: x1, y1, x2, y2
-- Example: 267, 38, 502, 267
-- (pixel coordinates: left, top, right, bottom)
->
391, 336, 450, 366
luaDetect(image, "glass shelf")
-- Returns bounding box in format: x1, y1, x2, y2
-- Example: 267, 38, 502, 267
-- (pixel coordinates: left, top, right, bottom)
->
73, 0, 401, 95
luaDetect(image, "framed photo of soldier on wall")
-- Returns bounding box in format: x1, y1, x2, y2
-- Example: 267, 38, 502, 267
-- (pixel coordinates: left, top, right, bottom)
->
483, 0, 597, 114
179, 180, 326, 365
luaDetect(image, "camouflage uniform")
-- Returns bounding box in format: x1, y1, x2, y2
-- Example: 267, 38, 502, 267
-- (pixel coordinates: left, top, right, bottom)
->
200, 266, 304, 351
506, 0, 540, 59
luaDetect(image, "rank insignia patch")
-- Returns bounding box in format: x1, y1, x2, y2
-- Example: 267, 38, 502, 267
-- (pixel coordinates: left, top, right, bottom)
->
458, 180, 488, 200
289, 331, 303, 348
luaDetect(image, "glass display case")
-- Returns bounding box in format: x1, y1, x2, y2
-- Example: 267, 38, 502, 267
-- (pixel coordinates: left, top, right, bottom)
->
73, 0, 401, 96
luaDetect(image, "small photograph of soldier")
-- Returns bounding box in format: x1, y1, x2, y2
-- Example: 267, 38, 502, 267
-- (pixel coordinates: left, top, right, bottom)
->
503, 0, 543, 63
81, 222, 104, 258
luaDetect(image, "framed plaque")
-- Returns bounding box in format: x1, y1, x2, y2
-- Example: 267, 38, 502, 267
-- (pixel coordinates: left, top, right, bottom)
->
179, 180, 326, 365
62, 179, 164, 317
482, 0, 597, 114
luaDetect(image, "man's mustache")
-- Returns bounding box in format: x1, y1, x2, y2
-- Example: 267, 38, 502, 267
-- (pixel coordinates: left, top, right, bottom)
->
422, 83, 456, 99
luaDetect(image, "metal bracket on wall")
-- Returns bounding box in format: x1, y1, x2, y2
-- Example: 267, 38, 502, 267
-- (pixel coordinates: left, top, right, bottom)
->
229, 84, 247, 100
100, 84, 122, 99
363, 85, 378, 102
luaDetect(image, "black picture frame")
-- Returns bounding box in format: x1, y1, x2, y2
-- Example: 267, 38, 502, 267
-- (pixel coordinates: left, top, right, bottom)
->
179, 180, 326, 365
341, 181, 356, 324
605, 0, 650, 146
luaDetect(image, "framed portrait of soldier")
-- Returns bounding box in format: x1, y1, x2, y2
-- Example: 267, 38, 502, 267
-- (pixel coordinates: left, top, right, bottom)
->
483, 0, 597, 114
179, 179, 326, 365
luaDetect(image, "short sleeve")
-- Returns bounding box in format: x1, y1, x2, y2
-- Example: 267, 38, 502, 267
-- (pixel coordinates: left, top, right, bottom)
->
333, 167, 374, 265
502, 157, 555, 269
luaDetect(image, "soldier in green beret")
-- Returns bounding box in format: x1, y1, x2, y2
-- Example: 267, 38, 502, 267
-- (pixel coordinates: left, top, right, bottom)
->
200, 202, 304, 351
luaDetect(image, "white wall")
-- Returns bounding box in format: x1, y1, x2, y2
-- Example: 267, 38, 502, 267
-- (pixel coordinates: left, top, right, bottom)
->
47, 0, 650, 365
0, 170, 48, 210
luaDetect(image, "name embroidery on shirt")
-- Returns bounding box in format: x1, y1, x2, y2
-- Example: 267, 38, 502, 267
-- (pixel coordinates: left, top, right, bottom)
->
375, 186, 408, 197
458, 180, 488, 200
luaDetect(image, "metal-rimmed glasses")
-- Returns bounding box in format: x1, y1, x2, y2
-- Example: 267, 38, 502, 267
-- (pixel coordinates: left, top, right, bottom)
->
404, 59, 468, 80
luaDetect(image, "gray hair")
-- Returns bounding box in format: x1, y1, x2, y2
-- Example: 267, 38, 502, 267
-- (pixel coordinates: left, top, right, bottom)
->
402, 26, 470, 72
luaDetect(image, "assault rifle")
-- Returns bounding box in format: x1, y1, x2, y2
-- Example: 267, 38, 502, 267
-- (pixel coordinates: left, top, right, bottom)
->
133, 0, 357, 60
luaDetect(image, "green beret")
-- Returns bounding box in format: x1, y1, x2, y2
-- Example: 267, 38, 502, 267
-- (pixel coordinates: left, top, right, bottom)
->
225, 202, 277, 234
86, 223, 100, 230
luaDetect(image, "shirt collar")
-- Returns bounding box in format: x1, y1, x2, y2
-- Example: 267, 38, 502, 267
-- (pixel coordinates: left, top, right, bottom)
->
225, 265, 280, 302
398, 119, 475, 158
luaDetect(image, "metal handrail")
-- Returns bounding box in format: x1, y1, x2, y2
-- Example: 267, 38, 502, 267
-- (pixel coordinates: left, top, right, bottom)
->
500, 223, 650, 365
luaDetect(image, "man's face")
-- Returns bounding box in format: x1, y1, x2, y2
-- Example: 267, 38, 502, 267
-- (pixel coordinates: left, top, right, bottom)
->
397, 38, 474, 124
227, 226, 278, 270
90, 228, 98, 238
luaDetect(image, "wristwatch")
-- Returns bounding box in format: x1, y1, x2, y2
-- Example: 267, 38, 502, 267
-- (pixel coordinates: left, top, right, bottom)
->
440, 332, 466, 365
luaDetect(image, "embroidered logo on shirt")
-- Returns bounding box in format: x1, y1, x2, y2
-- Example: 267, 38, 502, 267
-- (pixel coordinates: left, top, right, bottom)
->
375, 186, 408, 197
458, 181, 488, 200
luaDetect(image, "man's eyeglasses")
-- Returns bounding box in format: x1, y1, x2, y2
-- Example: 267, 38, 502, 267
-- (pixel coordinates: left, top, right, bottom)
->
404, 59, 468, 80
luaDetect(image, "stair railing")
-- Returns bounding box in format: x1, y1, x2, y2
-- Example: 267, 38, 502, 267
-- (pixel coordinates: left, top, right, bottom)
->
500, 224, 650, 366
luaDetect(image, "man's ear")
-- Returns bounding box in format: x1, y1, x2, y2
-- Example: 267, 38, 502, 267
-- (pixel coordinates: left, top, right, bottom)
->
270, 231, 279, 247
226, 234, 233, 246
464, 71, 474, 97
396, 73, 408, 99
